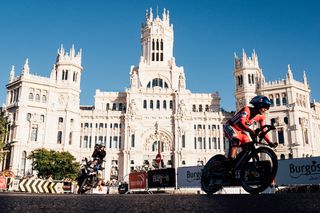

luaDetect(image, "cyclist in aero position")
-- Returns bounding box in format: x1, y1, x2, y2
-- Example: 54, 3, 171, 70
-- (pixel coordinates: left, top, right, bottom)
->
224, 95, 277, 162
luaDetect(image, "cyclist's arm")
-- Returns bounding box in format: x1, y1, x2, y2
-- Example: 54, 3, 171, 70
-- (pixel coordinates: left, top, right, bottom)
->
238, 117, 255, 134
259, 119, 271, 143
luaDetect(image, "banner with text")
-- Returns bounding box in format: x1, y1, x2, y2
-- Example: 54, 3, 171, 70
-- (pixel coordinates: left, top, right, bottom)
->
177, 166, 203, 188
276, 156, 320, 185
129, 172, 147, 190
147, 168, 175, 188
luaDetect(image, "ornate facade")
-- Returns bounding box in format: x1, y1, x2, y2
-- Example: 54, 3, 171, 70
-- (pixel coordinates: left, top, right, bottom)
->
234, 50, 320, 159
2, 9, 320, 181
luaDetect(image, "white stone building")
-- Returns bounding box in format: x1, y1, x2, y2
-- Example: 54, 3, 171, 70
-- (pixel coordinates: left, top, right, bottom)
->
234, 50, 320, 159
2, 9, 320, 181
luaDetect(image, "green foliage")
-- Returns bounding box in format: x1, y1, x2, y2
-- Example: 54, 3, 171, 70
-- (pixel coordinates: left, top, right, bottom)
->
27, 148, 80, 180
0, 111, 9, 159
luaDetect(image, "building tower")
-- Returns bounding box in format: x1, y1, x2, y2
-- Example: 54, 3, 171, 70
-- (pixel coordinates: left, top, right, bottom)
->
129, 8, 185, 91
234, 50, 265, 111
49, 44, 83, 155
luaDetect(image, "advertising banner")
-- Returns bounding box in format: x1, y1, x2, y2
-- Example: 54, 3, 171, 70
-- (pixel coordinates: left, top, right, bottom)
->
8, 179, 20, 192
276, 156, 320, 185
147, 168, 175, 188
177, 166, 203, 188
129, 172, 147, 190
0, 177, 7, 190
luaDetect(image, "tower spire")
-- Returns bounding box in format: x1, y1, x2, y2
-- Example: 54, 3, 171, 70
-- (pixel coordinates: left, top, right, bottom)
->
286, 64, 293, 80
303, 70, 308, 85
22, 58, 30, 75
9, 65, 15, 82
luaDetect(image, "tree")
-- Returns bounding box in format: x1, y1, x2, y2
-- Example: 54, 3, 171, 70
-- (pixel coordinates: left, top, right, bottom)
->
27, 148, 80, 180
0, 110, 9, 161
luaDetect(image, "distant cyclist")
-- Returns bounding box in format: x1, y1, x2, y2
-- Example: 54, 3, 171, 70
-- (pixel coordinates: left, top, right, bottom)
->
224, 95, 277, 161
91, 144, 106, 190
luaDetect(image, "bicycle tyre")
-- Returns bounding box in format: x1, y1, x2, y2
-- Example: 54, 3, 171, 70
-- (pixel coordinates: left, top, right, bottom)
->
240, 147, 278, 194
201, 155, 226, 195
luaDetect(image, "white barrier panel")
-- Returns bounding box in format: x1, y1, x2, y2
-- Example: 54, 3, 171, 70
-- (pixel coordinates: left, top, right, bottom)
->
276, 156, 320, 185
177, 166, 203, 188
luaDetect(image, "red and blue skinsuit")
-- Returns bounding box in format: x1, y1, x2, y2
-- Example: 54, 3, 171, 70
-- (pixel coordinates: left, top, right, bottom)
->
224, 106, 271, 146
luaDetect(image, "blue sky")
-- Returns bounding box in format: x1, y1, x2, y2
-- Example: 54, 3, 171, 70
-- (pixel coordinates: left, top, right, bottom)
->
0, 0, 319, 111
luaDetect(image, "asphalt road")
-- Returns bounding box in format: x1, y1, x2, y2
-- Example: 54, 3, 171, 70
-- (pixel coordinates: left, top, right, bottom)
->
0, 192, 319, 213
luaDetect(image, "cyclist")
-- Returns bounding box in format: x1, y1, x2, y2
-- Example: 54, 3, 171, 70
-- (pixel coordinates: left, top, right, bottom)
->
91, 144, 106, 190
224, 95, 277, 161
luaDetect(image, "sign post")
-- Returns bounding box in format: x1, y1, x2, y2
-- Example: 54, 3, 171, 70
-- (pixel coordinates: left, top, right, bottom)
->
155, 153, 161, 165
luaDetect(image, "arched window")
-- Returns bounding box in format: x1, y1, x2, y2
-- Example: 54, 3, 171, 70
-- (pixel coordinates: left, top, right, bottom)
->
269, 95, 274, 107
163, 100, 167, 109
280, 154, 285, 160
199, 105, 203, 112
192, 105, 196, 112
28, 93, 34, 101
282, 93, 287, 105
143, 100, 147, 109
42, 95, 47, 103
35, 94, 40, 102
31, 125, 38, 141
147, 78, 169, 89
276, 94, 281, 106
156, 100, 160, 109
150, 100, 153, 109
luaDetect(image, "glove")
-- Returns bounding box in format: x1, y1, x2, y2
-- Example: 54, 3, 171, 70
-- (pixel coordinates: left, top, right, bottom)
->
268, 142, 278, 148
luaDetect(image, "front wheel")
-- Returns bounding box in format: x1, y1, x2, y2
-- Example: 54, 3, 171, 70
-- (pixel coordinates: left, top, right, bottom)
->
78, 177, 90, 194
240, 147, 278, 194
201, 155, 226, 195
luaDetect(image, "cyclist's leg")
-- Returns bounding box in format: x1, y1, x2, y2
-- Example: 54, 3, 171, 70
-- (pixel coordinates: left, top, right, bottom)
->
229, 139, 240, 159
224, 125, 239, 159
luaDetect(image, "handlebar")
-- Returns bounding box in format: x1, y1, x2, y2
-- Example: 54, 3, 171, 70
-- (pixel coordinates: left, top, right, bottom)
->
249, 125, 276, 147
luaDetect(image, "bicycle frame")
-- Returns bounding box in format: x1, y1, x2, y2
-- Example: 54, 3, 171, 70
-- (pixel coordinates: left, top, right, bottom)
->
233, 125, 276, 176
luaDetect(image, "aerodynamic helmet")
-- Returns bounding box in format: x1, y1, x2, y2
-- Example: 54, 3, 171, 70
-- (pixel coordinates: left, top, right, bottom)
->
249, 95, 271, 109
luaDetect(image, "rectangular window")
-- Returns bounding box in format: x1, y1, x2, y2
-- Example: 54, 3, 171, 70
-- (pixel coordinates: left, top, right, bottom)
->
113, 136, 118, 148
98, 136, 103, 144
182, 135, 185, 148
194, 137, 197, 149
278, 128, 284, 144
304, 130, 308, 144
109, 136, 112, 148
198, 137, 202, 149
84, 136, 88, 148
131, 134, 135, 147
69, 132, 72, 145
57, 131, 62, 144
